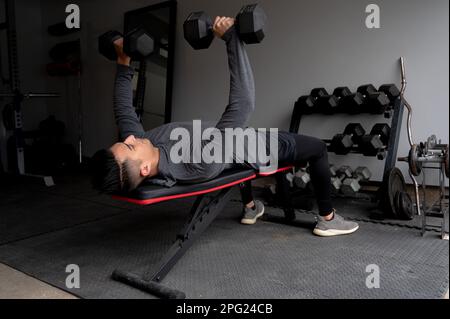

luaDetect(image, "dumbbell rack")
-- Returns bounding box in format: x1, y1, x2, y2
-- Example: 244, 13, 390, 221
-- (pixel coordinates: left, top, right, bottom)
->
289, 95, 405, 181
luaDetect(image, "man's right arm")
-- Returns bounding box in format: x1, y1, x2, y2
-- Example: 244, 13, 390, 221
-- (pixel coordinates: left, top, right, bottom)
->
215, 20, 256, 130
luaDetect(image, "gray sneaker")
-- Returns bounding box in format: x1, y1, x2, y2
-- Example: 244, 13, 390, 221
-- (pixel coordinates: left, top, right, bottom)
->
313, 211, 359, 237
241, 200, 265, 225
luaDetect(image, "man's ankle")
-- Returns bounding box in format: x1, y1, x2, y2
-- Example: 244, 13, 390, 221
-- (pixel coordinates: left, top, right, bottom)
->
323, 209, 335, 221
246, 201, 256, 210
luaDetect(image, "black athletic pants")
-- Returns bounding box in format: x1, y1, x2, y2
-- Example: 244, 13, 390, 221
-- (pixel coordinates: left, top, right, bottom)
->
240, 134, 333, 216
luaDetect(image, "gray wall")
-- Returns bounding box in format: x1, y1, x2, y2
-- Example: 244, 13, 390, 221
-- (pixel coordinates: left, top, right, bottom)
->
172, 0, 449, 184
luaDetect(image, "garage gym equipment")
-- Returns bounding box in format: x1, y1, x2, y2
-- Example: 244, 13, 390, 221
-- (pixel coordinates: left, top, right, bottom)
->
397, 134, 449, 229
395, 58, 448, 237
329, 123, 366, 155
111, 166, 293, 298
331, 87, 352, 112
357, 84, 391, 115
183, 3, 267, 50
316, 92, 339, 115
1, 0, 59, 186
293, 167, 311, 189
98, 28, 155, 61
331, 166, 353, 192
341, 90, 365, 114
359, 123, 391, 158
289, 60, 416, 221
340, 166, 372, 195
294, 95, 316, 115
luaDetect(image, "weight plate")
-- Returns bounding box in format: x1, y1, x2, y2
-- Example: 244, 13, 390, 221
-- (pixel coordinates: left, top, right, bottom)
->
398, 191, 414, 220
409, 144, 422, 176
380, 167, 406, 218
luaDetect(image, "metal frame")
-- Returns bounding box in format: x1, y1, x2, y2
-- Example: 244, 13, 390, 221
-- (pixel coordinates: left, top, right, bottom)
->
1, 0, 58, 186
112, 187, 234, 299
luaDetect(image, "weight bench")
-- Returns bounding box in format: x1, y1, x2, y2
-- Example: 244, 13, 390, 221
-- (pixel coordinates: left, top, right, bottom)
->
111, 166, 293, 299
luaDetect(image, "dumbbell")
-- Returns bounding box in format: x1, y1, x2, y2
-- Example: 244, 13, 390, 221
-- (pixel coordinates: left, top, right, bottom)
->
357, 84, 391, 115
341, 167, 372, 195
183, 4, 267, 50
293, 167, 311, 189
98, 29, 155, 61
359, 123, 391, 157
341, 90, 365, 114
331, 166, 353, 192
316, 92, 340, 115
332, 87, 353, 110
378, 84, 401, 105
294, 95, 316, 115
330, 123, 366, 155
294, 88, 328, 115
378, 84, 401, 116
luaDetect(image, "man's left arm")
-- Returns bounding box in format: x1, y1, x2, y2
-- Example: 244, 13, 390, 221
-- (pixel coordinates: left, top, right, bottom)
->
113, 38, 145, 141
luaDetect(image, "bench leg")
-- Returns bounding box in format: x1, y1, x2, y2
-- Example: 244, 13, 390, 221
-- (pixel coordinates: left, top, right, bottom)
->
112, 187, 234, 299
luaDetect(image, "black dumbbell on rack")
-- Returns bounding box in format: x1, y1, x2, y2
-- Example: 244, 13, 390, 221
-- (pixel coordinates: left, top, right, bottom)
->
359, 123, 391, 159
183, 4, 267, 50
98, 29, 155, 61
378, 84, 401, 117
294, 88, 328, 115
316, 92, 339, 115
357, 84, 391, 115
328, 123, 366, 155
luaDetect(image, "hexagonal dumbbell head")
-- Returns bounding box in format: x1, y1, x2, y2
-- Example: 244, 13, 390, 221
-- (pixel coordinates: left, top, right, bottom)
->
331, 134, 353, 155
333, 87, 352, 99
368, 93, 390, 114
310, 88, 328, 99
361, 135, 384, 156
341, 178, 361, 194
338, 166, 353, 178
355, 167, 372, 180
124, 29, 155, 60
370, 123, 391, 145
294, 170, 311, 189
318, 95, 340, 114
379, 84, 400, 102
357, 84, 378, 97
183, 11, 214, 50
342, 92, 365, 114
236, 3, 267, 44
344, 123, 366, 144
296, 95, 315, 114
331, 176, 343, 191
98, 30, 123, 61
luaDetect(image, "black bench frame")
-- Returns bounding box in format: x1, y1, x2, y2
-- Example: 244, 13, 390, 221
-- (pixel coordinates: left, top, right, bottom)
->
111, 167, 293, 299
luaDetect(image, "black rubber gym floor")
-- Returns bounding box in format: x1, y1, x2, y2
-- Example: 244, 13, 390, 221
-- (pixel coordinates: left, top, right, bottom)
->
0, 174, 448, 299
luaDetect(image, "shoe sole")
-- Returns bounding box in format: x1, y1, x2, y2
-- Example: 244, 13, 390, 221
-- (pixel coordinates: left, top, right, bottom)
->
241, 206, 265, 225
313, 225, 359, 237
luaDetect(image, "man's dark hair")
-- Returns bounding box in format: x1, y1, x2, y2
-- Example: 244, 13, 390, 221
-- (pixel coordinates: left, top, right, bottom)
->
90, 149, 142, 194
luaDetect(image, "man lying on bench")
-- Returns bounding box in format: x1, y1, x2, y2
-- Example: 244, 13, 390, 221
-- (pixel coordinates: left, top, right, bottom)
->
91, 17, 358, 237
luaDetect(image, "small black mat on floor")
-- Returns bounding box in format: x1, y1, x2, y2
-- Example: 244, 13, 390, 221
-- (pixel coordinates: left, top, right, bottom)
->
0, 195, 448, 299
